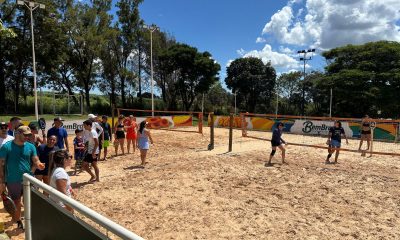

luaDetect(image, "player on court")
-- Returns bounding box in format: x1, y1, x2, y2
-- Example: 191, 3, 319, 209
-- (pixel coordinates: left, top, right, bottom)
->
326, 121, 348, 164
358, 115, 372, 151
266, 122, 286, 166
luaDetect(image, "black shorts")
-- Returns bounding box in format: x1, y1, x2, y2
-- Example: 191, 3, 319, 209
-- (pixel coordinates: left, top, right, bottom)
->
84, 154, 98, 163
271, 141, 281, 147
361, 130, 371, 135
116, 131, 125, 139
98, 139, 103, 150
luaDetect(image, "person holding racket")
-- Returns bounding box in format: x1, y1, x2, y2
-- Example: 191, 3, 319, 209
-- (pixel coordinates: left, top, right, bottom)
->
265, 122, 287, 166
0, 126, 45, 230
125, 115, 138, 154
326, 121, 349, 164
82, 120, 100, 182
137, 121, 154, 166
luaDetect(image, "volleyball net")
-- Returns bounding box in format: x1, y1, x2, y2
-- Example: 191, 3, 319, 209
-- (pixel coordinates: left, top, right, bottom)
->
116, 108, 203, 134
235, 113, 400, 156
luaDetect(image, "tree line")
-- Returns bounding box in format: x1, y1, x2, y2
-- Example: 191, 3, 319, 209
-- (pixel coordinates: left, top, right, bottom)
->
1, 1, 399, 118
0, 0, 220, 114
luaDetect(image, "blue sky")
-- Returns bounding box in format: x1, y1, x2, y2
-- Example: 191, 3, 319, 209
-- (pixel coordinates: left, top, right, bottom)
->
108, 0, 400, 92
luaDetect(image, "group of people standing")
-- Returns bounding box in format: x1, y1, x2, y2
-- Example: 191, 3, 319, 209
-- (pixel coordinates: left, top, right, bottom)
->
0, 113, 154, 231
113, 114, 154, 166
266, 115, 373, 166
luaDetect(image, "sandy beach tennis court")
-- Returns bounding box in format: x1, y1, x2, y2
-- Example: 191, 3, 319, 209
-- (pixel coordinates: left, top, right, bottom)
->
2, 126, 400, 239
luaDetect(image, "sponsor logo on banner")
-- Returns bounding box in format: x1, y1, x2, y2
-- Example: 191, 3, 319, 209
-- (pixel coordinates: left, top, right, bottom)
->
290, 120, 353, 137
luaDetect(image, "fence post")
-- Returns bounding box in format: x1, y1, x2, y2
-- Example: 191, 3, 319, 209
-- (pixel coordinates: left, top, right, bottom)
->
198, 112, 203, 134
208, 112, 214, 150
228, 112, 233, 152
241, 112, 247, 137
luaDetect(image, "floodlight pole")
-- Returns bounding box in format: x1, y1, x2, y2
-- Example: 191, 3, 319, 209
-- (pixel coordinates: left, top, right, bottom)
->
17, 0, 45, 121
298, 49, 315, 116
142, 24, 159, 117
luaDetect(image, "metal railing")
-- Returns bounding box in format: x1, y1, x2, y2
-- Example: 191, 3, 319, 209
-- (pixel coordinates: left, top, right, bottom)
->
23, 174, 144, 240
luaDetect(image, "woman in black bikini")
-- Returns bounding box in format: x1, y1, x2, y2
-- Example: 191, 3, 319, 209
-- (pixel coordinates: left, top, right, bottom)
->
358, 115, 372, 151
114, 115, 126, 156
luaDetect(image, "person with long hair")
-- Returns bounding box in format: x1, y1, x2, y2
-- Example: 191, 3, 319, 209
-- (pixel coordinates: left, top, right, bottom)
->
358, 114, 372, 151
265, 122, 287, 166
48, 149, 75, 213
114, 115, 126, 156
326, 121, 349, 164
125, 115, 138, 154
136, 121, 154, 166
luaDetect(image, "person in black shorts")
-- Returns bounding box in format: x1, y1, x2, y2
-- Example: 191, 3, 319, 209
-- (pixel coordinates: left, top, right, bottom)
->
358, 115, 372, 151
82, 120, 100, 182
114, 115, 125, 156
266, 122, 287, 166
326, 121, 348, 164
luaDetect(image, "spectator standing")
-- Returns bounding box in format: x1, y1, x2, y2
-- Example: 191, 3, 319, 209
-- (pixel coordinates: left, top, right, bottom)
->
47, 117, 69, 150
100, 115, 112, 160
0, 126, 45, 229
0, 122, 14, 148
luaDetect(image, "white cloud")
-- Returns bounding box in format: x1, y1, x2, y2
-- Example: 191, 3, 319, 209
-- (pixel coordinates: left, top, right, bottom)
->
241, 44, 300, 69
262, 0, 400, 49
256, 37, 266, 43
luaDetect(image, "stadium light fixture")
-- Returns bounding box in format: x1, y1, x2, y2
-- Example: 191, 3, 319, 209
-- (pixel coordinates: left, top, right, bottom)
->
297, 48, 316, 115
142, 24, 160, 117
17, 0, 45, 121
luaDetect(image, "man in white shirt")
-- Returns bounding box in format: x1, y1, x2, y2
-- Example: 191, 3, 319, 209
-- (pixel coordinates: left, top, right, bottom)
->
88, 114, 104, 159
0, 122, 14, 148
82, 120, 100, 182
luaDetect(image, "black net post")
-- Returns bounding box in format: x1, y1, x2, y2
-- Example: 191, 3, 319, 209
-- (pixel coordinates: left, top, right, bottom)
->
208, 113, 214, 150
228, 112, 233, 152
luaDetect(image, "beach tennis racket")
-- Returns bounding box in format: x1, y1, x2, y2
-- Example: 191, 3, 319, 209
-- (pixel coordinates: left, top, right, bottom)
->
2, 191, 16, 216
38, 118, 46, 130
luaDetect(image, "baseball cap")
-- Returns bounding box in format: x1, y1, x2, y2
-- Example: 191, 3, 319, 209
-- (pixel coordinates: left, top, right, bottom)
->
54, 117, 65, 122
17, 126, 32, 135
88, 114, 97, 119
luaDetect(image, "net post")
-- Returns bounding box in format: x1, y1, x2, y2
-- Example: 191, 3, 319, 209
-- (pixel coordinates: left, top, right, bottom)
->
240, 112, 247, 137
228, 112, 233, 152
198, 112, 203, 134
369, 122, 376, 157
208, 112, 214, 150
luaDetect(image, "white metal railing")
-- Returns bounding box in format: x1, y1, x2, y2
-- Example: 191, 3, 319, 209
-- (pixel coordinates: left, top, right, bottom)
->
23, 174, 144, 240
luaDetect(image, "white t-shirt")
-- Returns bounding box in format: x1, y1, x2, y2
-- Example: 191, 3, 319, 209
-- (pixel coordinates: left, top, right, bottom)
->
93, 122, 103, 136
50, 167, 72, 207
0, 135, 14, 148
84, 129, 99, 154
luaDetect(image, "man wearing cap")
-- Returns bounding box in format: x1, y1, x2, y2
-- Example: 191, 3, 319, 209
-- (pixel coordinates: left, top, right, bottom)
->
47, 117, 69, 150
0, 126, 45, 229
88, 114, 103, 160
7, 117, 22, 137
0, 122, 14, 148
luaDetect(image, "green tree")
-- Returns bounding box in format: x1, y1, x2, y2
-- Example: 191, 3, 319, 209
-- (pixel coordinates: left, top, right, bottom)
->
225, 57, 276, 113
66, 0, 113, 110
322, 41, 400, 118
159, 43, 220, 110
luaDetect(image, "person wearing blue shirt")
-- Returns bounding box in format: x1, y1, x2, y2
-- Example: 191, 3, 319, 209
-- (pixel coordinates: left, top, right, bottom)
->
326, 121, 349, 164
266, 122, 287, 166
47, 117, 69, 151
0, 126, 45, 230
